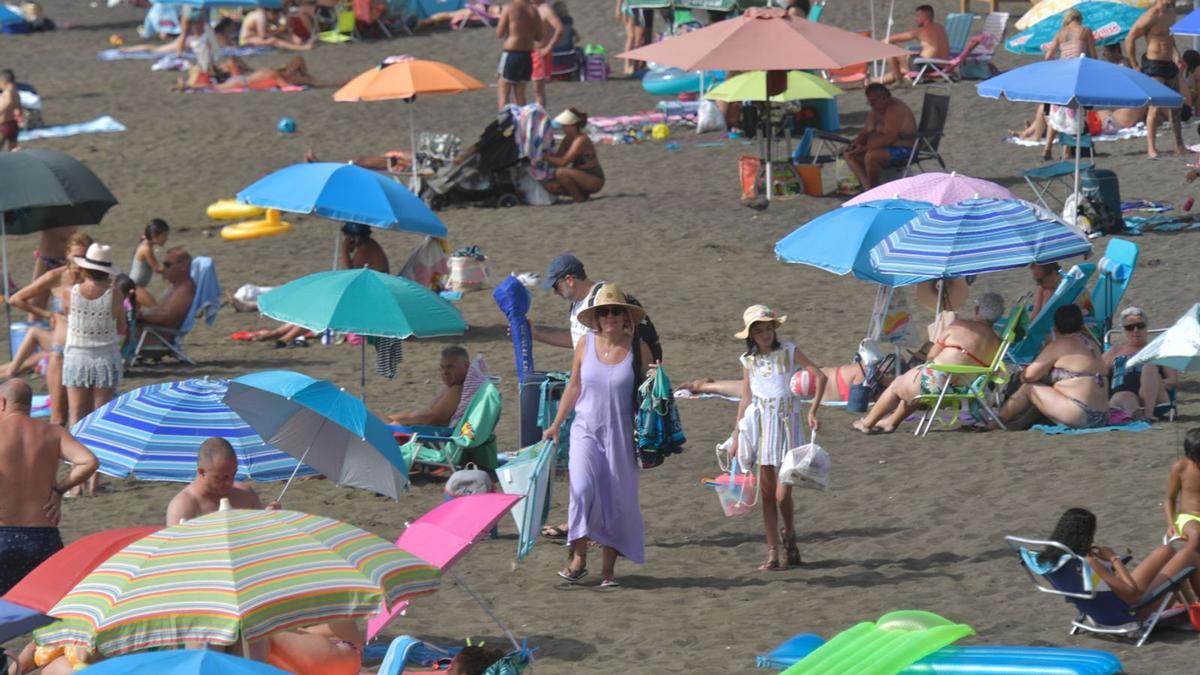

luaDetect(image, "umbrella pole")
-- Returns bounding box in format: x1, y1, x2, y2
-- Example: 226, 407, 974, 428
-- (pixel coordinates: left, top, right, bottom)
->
1, 213, 9, 358
1072, 102, 1082, 228
361, 338, 367, 403
765, 99, 773, 202
933, 279, 944, 340
276, 444, 314, 504
409, 101, 418, 193
449, 569, 524, 655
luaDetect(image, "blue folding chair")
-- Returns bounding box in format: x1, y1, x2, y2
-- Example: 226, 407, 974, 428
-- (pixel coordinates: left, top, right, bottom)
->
1024, 161, 1095, 213
1008, 263, 1096, 364
1089, 238, 1139, 336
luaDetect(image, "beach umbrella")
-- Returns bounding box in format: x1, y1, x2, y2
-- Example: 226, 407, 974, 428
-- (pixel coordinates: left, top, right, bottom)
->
39, 507, 440, 656
1173, 8, 1200, 35
1017, 0, 1151, 30
869, 198, 1092, 281
845, 172, 1015, 207
0, 149, 117, 342
334, 56, 486, 188
705, 70, 842, 103
978, 56, 1182, 216
497, 441, 557, 562
3, 527, 159, 615
1007, 2, 1145, 54
257, 268, 466, 397
1128, 303, 1200, 370
774, 199, 932, 287
223, 370, 410, 500
83, 650, 288, 675
0, 6, 23, 24
0, 599, 52, 644
493, 275, 535, 384
69, 378, 316, 483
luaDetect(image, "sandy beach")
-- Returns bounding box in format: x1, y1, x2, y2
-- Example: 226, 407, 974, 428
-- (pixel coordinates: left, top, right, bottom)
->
3, 0, 1200, 671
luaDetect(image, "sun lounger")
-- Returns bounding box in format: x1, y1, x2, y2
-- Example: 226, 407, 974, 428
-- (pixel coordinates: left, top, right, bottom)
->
1008, 263, 1096, 364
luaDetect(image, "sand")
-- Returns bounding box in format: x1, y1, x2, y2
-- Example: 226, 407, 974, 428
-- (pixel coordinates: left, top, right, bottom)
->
4, 0, 1200, 672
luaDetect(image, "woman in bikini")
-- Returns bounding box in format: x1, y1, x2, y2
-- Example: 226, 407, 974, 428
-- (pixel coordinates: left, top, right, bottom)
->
544, 108, 604, 203
1039, 9, 1097, 159
999, 304, 1109, 430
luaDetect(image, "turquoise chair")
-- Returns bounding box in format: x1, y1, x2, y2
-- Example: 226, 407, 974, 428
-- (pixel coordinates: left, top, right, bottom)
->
1008, 263, 1096, 364
1089, 238, 1139, 336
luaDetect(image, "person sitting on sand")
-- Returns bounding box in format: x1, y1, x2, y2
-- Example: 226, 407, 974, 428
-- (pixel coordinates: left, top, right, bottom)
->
842, 84, 916, 192
998, 304, 1109, 430
198, 56, 327, 91
240, 7, 314, 50
1105, 307, 1178, 423
166, 438, 279, 525
875, 5, 948, 86
387, 346, 470, 427
853, 292, 1004, 434
414, 3, 502, 31
1165, 428, 1200, 552
544, 108, 604, 203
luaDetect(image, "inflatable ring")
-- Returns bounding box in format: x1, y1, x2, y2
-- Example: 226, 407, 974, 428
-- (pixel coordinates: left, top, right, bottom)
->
221, 209, 293, 241
642, 68, 703, 96
207, 199, 266, 221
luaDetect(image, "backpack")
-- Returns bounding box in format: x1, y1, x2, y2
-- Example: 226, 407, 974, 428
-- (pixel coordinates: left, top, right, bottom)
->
1077, 194, 1124, 236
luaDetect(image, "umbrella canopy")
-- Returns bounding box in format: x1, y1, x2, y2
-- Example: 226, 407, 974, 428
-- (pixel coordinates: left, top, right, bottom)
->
977, 55, 1183, 107
0, 6, 23, 24
84, 650, 289, 675
1007, 2, 1144, 54
617, 7, 908, 71
41, 508, 439, 655
1128, 303, 1200, 370
0, 599, 53, 644
334, 57, 485, 102
3, 527, 159, 614
236, 162, 446, 236
0, 149, 117, 234
70, 378, 316, 483
844, 172, 1015, 207
869, 198, 1092, 279
1173, 8, 1200, 35
1017, 0, 1151, 30
398, 493, 523, 570
774, 199, 932, 287
496, 441, 557, 561
224, 370, 410, 499
705, 69, 842, 102
258, 268, 466, 339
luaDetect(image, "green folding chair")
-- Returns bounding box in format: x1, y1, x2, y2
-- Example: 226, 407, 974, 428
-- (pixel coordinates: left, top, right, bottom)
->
400, 380, 502, 472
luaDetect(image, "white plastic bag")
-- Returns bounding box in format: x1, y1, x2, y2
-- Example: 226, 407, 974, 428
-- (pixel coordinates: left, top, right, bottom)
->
697, 100, 727, 135
734, 402, 759, 471
778, 432, 829, 489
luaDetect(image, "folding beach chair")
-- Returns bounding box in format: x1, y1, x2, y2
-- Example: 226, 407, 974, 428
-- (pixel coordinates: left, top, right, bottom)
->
125, 256, 220, 367
1008, 263, 1096, 364
912, 300, 1027, 435
821, 31, 870, 89
1005, 535, 1195, 647
400, 379, 502, 473
807, 0, 825, 21
909, 12, 974, 84
887, 86, 951, 177
318, 9, 356, 43
1089, 238, 1139, 336
1024, 161, 1096, 213
960, 12, 1008, 80
911, 31, 990, 84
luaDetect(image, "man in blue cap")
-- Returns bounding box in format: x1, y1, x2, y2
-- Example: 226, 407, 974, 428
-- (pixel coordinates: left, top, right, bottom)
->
535, 252, 661, 356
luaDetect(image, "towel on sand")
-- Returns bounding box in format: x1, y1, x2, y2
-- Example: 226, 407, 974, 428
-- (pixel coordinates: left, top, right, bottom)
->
18, 116, 126, 142
97, 45, 276, 61
1032, 420, 1153, 435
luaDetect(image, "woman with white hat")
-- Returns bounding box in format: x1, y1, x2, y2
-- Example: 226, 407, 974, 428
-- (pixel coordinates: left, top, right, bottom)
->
729, 305, 824, 571
543, 283, 652, 587
544, 108, 604, 203
62, 243, 126, 494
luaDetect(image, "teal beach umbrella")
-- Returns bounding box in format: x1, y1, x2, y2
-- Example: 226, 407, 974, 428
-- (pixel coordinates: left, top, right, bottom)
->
1006, 2, 1145, 55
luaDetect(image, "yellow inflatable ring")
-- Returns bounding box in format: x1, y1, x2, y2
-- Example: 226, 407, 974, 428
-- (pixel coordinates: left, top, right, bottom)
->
221, 209, 294, 241
207, 199, 266, 221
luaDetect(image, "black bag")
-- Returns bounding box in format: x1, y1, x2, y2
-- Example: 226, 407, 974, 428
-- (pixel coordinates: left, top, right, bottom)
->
1079, 194, 1124, 236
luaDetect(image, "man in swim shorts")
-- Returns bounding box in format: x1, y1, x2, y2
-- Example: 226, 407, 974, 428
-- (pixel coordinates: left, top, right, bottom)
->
0, 379, 98, 594
1127, 0, 1185, 159
875, 5, 949, 86
0, 69, 20, 151
842, 83, 917, 191
495, 0, 545, 110
531, 0, 563, 108
1165, 428, 1200, 551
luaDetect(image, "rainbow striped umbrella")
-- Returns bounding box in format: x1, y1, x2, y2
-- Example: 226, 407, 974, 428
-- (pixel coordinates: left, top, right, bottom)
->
869, 198, 1092, 280
38, 508, 439, 655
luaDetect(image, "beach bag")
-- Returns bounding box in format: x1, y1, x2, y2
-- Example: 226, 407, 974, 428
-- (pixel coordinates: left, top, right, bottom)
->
634, 365, 686, 469
445, 463, 492, 497
705, 457, 758, 517
697, 99, 726, 134
447, 252, 489, 292
778, 432, 829, 489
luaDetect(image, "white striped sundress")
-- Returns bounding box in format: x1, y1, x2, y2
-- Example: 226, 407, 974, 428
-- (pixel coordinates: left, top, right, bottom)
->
739, 342, 803, 467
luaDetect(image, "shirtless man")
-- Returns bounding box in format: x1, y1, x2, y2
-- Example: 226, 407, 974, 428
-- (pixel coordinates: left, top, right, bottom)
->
135, 247, 195, 332
387, 346, 470, 427
1127, 0, 1185, 159
495, 0, 545, 110
843, 83, 917, 191
531, 0, 564, 108
240, 8, 313, 51
165, 437, 278, 525
0, 380, 98, 594
338, 222, 390, 274
0, 69, 19, 151
877, 5, 949, 86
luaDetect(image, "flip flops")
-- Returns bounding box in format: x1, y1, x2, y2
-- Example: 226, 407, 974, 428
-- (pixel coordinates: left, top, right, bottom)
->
557, 567, 588, 584
541, 524, 568, 539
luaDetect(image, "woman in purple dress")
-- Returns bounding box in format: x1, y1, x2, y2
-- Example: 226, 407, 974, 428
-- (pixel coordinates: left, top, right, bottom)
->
544, 284, 653, 588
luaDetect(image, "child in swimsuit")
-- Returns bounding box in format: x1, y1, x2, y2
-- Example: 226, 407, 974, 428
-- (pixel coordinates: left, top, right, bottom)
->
1165, 428, 1200, 552
129, 218, 170, 289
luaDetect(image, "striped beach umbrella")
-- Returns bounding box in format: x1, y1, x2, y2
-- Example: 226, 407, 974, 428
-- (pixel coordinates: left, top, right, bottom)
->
38, 508, 440, 655
869, 198, 1092, 280
70, 378, 317, 483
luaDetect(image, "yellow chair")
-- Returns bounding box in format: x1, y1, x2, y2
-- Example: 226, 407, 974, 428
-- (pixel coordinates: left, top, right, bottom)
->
319, 9, 355, 43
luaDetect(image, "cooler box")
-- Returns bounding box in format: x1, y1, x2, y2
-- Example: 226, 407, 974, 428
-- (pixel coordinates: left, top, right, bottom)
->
799, 98, 839, 132
1081, 168, 1121, 218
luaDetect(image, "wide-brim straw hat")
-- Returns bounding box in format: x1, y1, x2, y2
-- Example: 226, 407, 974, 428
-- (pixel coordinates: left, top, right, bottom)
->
576, 283, 645, 330
73, 243, 119, 275
735, 304, 786, 339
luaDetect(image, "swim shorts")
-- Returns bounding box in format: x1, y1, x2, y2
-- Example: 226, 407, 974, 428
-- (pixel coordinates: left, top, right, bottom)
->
1176, 513, 1200, 537
887, 146, 914, 162
0, 120, 18, 144
531, 49, 548, 81
0, 526, 63, 595
1140, 58, 1179, 85
498, 50, 533, 83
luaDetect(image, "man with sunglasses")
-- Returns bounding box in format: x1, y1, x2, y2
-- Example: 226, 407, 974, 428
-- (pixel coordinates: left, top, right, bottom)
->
135, 247, 196, 337
1105, 306, 1178, 422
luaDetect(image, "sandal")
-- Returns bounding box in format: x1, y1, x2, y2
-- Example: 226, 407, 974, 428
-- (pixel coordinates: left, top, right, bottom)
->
781, 529, 802, 567
557, 567, 588, 583
600, 578, 621, 588
758, 548, 784, 572
541, 524, 568, 539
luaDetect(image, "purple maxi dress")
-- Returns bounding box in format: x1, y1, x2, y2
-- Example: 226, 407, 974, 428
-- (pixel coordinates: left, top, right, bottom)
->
567, 332, 645, 564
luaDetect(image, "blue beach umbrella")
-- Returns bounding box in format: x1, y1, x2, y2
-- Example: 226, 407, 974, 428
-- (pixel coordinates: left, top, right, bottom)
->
70, 378, 317, 483
236, 162, 446, 237
1171, 8, 1200, 35
869, 198, 1092, 280
0, 6, 23, 24
223, 370, 410, 500
83, 650, 288, 675
0, 599, 52, 644
774, 199, 933, 287
1006, 2, 1145, 55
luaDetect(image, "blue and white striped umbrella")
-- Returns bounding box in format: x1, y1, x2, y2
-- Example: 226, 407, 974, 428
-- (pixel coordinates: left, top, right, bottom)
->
869, 198, 1092, 279
71, 378, 317, 482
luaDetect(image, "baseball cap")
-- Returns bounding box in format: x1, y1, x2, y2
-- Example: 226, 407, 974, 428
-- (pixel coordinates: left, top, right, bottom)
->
540, 253, 585, 290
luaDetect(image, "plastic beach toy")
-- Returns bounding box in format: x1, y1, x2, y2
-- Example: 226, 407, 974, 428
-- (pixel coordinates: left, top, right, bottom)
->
220, 209, 293, 241
277, 116, 296, 134
780, 610, 974, 675
206, 199, 266, 221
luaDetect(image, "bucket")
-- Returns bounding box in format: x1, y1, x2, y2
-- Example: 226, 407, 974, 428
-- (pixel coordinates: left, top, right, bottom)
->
796, 165, 823, 196
846, 384, 870, 413
447, 255, 488, 292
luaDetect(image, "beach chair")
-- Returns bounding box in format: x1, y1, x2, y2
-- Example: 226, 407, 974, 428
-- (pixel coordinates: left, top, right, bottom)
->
908, 12, 973, 84
960, 12, 1008, 80
1007, 263, 1096, 364
1005, 535, 1194, 647
887, 86, 951, 177
1089, 238, 1139, 336
399, 379, 502, 473
125, 256, 220, 367
1024, 161, 1096, 213
318, 9, 356, 43
912, 300, 1027, 435
911, 29, 988, 85
822, 31, 870, 88
807, 0, 825, 21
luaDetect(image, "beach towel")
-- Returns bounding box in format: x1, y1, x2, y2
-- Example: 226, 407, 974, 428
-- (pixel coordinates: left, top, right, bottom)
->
673, 389, 849, 407
1004, 122, 1149, 146
1122, 200, 1173, 213
17, 116, 126, 142
1124, 215, 1200, 234
191, 257, 221, 327
97, 45, 276, 61
1032, 420, 1153, 435
183, 84, 309, 94
505, 103, 554, 180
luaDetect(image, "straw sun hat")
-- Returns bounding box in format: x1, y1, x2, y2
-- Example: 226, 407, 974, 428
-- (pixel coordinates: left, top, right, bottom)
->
735, 304, 787, 339
73, 243, 119, 275
576, 283, 645, 330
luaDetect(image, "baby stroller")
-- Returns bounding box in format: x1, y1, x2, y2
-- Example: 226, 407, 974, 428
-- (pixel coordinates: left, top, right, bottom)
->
417, 110, 526, 211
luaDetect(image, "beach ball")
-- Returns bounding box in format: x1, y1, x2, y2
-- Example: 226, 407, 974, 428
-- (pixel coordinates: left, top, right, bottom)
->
277, 117, 297, 134
651, 124, 670, 141
790, 370, 813, 398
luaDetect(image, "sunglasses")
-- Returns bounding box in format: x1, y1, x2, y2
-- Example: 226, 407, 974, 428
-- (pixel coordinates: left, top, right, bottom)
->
1124, 322, 1146, 331
594, 307, 625, 318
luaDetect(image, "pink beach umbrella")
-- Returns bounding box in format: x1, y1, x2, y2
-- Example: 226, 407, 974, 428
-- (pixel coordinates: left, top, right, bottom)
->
844, 172, 1015, 207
